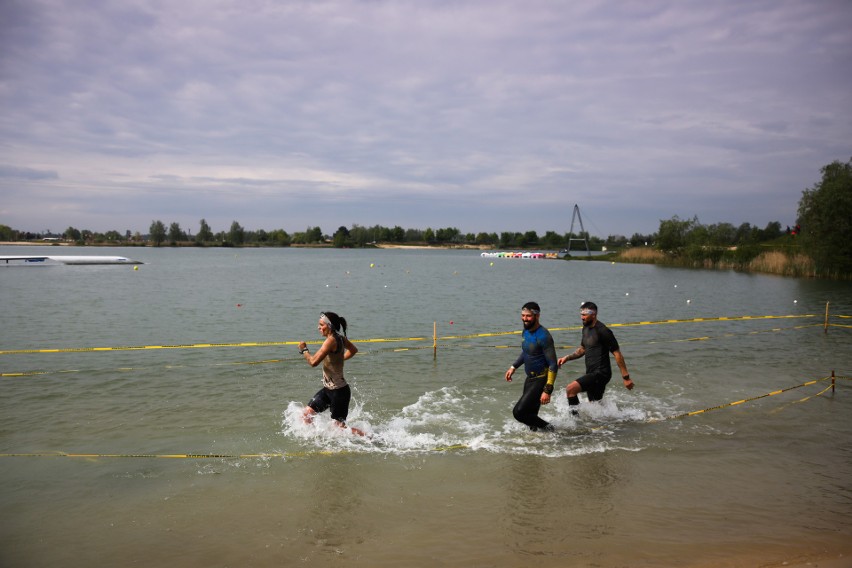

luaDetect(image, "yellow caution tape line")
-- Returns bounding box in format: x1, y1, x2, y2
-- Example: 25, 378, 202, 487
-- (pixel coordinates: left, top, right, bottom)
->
0, 315, 820, 355
0, 324, 826, 378
0, 444, 470, 459
608, 314, 817, 328
0, 342, 299, 355
0, 452, 325, 459
769, 383, 836, 414
650, 377, 837, 423
0, 338, 430, 355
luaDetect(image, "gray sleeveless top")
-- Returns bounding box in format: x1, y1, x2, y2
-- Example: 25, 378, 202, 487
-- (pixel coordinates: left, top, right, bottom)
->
321, 335, 347, 390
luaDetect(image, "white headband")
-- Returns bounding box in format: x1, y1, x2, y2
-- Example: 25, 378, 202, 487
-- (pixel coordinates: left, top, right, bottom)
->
320, 313, 334, 329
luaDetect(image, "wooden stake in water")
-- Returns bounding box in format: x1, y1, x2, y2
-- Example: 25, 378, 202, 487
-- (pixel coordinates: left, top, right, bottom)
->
824, 301, 830, 334
433, 321, 437, 359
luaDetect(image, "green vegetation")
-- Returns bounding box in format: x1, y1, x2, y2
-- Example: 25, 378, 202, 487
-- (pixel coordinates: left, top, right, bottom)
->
616, 215, 795, 270
613, 157, 852, 279
797, 158, 852, 277
2, 219, 608, 250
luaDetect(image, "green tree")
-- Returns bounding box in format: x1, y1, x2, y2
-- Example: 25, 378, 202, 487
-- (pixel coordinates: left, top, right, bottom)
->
306, 226, 323, 243
797, 158, 852, 274
333, 226, 350, 248
404, 228, 424, 242
605, 234, 628, 248
269, 229, 291, 246
197, 219, 213, 243
149, 220, 167, 247
475, 232, 497, 246
542, 231, 564, 249
229, 221, 245, 245
735, 222, 759, 245
763, 221, 783, 241
374, 225, 392, 242
0, 224, 14, 241
168, 222, 184, 245
521, 230, 539, 247
499, 232, 519, 248
64, 226, 81, 242
706, 223, 736, 246
435, 227, 460, 243
657, 216, 697, 253
629, 233, 654, 247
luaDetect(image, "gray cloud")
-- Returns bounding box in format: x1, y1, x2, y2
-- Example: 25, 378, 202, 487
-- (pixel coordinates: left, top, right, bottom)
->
0, 165, 59, 180
1, 0, 850, 237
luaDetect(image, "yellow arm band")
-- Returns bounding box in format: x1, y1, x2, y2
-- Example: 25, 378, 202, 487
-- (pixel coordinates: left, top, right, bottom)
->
546, 369, 557, 386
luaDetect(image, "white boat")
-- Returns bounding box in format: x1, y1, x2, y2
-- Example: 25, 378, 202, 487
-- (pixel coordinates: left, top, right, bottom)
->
0, 255, 143, 265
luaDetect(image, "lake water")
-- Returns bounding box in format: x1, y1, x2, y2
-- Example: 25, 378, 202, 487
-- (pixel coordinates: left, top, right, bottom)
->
1, 246, 851, 567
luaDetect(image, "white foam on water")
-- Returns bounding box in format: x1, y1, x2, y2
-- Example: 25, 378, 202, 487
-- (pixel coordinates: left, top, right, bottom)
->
279, 384, 692, 458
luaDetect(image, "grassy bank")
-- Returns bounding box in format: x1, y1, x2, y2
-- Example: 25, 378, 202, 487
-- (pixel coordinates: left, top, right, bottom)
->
612, 247, 821, 278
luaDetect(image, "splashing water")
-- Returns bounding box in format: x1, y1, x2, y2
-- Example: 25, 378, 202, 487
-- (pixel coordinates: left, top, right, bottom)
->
280, 384, 680, 458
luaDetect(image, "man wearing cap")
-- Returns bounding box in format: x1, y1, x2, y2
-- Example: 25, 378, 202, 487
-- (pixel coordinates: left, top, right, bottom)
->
504, 301, 559, 432
558, 301, 634, 414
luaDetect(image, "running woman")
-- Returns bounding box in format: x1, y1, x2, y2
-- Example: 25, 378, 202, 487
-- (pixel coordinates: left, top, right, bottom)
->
298, 311, 365, 436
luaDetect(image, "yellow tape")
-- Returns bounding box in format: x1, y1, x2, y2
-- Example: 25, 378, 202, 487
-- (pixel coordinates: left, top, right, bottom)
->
648, 377, 833, 423
0, 443, 470, 459
0, 321, 830, 378
0, 314, 821, 356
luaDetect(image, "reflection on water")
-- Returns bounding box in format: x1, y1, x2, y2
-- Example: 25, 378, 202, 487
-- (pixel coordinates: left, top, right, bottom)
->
303, 458, 367, 559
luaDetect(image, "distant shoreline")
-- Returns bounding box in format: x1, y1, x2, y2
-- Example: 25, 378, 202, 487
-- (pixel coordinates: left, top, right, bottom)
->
374, 243, 490, 250
0, 241, 72, 246
0, 241, 495, 251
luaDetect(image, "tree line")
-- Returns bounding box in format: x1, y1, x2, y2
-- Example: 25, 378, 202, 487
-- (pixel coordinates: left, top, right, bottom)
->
3, 217, 647, 250
2, 158, 848, 275
633, 157, 851, 277
0, 215, 784, 252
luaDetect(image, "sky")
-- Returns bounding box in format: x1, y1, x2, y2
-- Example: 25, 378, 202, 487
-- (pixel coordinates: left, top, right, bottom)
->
1, 0, 851, 239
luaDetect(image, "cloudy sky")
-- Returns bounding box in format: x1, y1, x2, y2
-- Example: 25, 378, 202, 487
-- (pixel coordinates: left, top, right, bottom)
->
1, 0, 850, 238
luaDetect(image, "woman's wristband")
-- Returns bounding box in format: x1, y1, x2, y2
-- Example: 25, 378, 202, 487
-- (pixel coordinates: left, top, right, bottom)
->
623, 374, 630, 380
300, 347, 309, 354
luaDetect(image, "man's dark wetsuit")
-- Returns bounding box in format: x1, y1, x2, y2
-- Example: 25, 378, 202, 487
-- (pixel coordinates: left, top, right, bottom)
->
578, 320, 620, 401
511, 325, 558, 431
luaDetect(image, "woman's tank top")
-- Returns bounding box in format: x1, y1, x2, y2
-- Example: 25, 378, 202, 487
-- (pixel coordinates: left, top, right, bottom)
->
321, 335, 347, 390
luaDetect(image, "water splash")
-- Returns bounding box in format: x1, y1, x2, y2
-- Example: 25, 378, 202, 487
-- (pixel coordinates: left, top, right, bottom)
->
279, 385, 683, 458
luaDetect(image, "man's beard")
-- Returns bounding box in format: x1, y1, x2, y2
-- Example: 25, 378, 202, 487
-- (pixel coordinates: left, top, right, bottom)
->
523, 320, 536, 330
